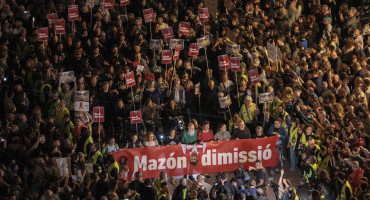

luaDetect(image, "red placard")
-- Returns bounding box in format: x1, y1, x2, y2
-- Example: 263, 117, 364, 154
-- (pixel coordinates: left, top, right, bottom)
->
120, 0, 130, 6
189, 43, 199, 56
103, 0, 114, 9
143, 8, 154, 23
230, 57, 241, 72
162, 27, 174, 42
218, 55, 230, 70
179, 22, 190, 36
68, 5, 79, 21
55, 19, 66, 34
93, 107, 105, 122
112, 136, 280, 179
248, 69, 260, 85
38, 28, 49, 41
47, 13, 58, 28
125, 71, 136, 87
173, 46, 181, 60
199, 8, 209, 22
130, 110, 142, 124
161, 50, 172, 64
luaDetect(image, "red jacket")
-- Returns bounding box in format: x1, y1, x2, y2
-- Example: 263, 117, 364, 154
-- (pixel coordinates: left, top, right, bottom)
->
198, 129, 213, 142
348, 168, 364, 189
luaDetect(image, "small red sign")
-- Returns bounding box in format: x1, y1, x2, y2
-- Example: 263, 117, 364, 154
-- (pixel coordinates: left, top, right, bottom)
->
47, 13, 58, 28
38, 28, 49, 41
218, 55, 230, 70
104, 0, 114, 9
179, 22, 190, 36
55, 19, 66, 34
162, 27, 174, 42
143, 8, 154, 23
189, 43, 199, 56
162, 50, 172, 64
199, 8, 209, 22
130, 110, 142, 124
93, 107, 105, 122
230, 57, 241, 72
68, 5, 79, 21
120, 0, 130, 6
248, 69, 260, 85
125, 71, 136, 87
173, 46, 181, 60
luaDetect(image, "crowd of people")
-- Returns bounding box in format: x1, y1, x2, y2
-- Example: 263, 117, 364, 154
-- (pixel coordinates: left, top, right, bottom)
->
0, 0, 369, 199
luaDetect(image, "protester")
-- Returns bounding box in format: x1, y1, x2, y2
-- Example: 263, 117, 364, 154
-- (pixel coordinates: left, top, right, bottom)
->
0, 0, 369, 199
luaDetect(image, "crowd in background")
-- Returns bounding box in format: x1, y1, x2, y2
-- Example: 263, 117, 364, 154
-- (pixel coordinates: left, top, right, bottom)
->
0, 0, 369, 199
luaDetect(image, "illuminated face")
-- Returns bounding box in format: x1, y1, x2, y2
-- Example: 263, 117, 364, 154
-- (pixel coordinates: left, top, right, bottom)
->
274, 121, 281, 128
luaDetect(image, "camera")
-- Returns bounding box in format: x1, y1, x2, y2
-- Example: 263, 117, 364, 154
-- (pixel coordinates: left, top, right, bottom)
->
268, 177, 279, 190
297, 143, 308, 156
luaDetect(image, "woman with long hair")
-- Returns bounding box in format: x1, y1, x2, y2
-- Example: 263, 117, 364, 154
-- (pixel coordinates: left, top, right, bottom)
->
144, 132, 159, 147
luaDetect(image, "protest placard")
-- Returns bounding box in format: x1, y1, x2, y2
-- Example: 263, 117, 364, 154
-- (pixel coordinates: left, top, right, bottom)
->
199, 8, 209, 22
38, 28, 48, 41
47, 13, 58, 28
68, 5, 79, 21
197, 35, 210, 49
55, 19, 65, 34
93, 107, 104, 122
169, 39, 184, 50
267, 42, 277, 62
189, 43, 199, 56
226, 43, 240, 55
259, 92, 274, 104
219, 95, 232, 108
130, 110, 142, 124
218, 55, 230, 70
161, 50, 172, 64
125, 71, 136, 87
230, 57, 241, 72
103, 0, 114, 9
248, 69, 260, 85
173, 45, 181, 60
162, 27, 174, 42
143, 8, 154, 23
149, 39, 162, 50
74, 91, 89, 112
59, 71, 74, 83
179, 22, 190, 35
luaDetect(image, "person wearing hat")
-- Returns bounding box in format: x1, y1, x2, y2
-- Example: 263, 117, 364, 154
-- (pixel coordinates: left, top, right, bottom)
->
322, 17, 332, 41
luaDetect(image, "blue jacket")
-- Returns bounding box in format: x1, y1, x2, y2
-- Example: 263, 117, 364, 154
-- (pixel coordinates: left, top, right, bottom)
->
144, 87, 163, 105
267, 125, 287, 141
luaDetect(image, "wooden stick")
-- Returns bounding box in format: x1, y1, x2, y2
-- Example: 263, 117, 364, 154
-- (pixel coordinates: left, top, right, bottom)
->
125, 5, 128, 29
165, 63, 168, 82
191, 56, 194, 79
150, 21, 152, 39
227, 106, 232, 119
98, 121, 101, 151
131, 86, 135, 110
203, 22, 209, 71
235, 72, 240, 108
